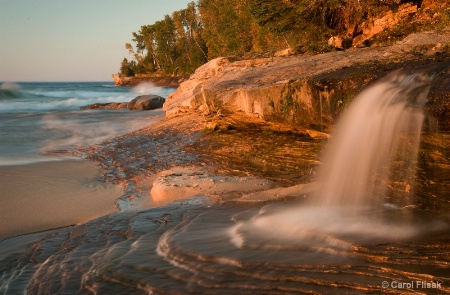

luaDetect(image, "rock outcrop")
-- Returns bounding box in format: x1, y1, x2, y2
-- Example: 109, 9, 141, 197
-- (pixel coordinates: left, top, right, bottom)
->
80, 102, 128, 110
328, 36, 353, 50
150, 166, 274, 205
81, 95, 166, 111
163, 30, 450, 129
128, 95, 165, 111
112, 73, 187, 87
112, 74, 132, 86
352, 2, 419, 47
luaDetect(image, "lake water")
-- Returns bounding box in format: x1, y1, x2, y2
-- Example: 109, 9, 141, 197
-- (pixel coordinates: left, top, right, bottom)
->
1, 197, 449, 294
0, 81, 173, 166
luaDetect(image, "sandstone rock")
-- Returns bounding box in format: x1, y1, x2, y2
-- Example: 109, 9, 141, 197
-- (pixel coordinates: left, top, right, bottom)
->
163, 57, 232, 116
128, 95, 165, 110
274, 48, 295, 57
204, 121, 219, 131
235, 182, 317, 202
150, 166, 273, 205
352, 3, 418, 47
163, 30, 450, 128
204, 120, 234, 131
328, 36, 353, 49
305, 129, 331, 139
80, 102, 128, 110
112, 74, 132, 86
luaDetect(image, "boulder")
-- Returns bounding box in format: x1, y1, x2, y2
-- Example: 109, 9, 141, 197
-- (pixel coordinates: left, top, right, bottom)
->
128, 95, 165, 110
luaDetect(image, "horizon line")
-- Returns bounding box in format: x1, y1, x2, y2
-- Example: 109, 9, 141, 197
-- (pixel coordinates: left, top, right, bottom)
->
1, 80, 114, 83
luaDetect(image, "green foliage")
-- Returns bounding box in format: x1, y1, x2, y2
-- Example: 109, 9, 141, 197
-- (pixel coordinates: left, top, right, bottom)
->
249, 0, 297, 34
119, 0, 450, 76
282, 84, 297, 113
120, 58, 135, 76
122, 2, 208, 76
435, 7, 450, 30
198, 0, 255, 58
248, 0, 369, 48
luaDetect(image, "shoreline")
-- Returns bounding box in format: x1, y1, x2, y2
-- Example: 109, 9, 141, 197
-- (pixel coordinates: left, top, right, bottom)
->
0, 159, 123, 241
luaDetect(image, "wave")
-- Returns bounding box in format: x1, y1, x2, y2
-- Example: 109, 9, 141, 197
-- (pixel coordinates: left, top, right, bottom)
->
132, 82, 176, 98
25, 89, 127, 99
0, 82, 21, 99
0, 95, 133, 113
0, 82, 176, 113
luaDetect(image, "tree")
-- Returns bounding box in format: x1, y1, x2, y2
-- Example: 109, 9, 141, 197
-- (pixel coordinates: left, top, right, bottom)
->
120, 58, 135, 76
120, 0, 410, 75
122, 2, 208, 75
248, 0, 368, 49
172, 2, 208, 72
197, 0, 255, 58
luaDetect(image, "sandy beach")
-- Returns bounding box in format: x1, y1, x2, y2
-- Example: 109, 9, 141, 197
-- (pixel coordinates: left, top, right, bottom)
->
0, 159, 123, 240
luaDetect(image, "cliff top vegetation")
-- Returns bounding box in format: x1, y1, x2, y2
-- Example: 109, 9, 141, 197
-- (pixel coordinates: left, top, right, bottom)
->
118, 0, 449, 77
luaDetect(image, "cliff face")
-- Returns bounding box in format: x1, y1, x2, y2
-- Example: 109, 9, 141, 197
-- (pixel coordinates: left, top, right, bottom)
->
163, 30, 450, 130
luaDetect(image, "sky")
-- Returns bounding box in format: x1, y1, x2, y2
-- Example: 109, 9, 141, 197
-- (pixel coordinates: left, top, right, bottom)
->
0, 0, 193, 82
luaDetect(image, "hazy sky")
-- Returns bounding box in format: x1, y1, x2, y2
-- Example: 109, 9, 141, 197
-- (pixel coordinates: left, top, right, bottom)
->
0, 0, 193, 82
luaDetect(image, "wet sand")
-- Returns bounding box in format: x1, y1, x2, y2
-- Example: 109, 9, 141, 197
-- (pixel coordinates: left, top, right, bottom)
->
0, 160, 123, 240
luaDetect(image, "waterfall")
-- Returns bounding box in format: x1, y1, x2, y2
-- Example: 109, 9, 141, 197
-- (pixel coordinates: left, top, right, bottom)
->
230, 71, 441, 248
314, 70, 432, 209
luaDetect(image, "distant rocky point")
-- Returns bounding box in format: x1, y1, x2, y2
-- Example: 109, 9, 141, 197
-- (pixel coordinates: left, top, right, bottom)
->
112, 74, 187, 87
